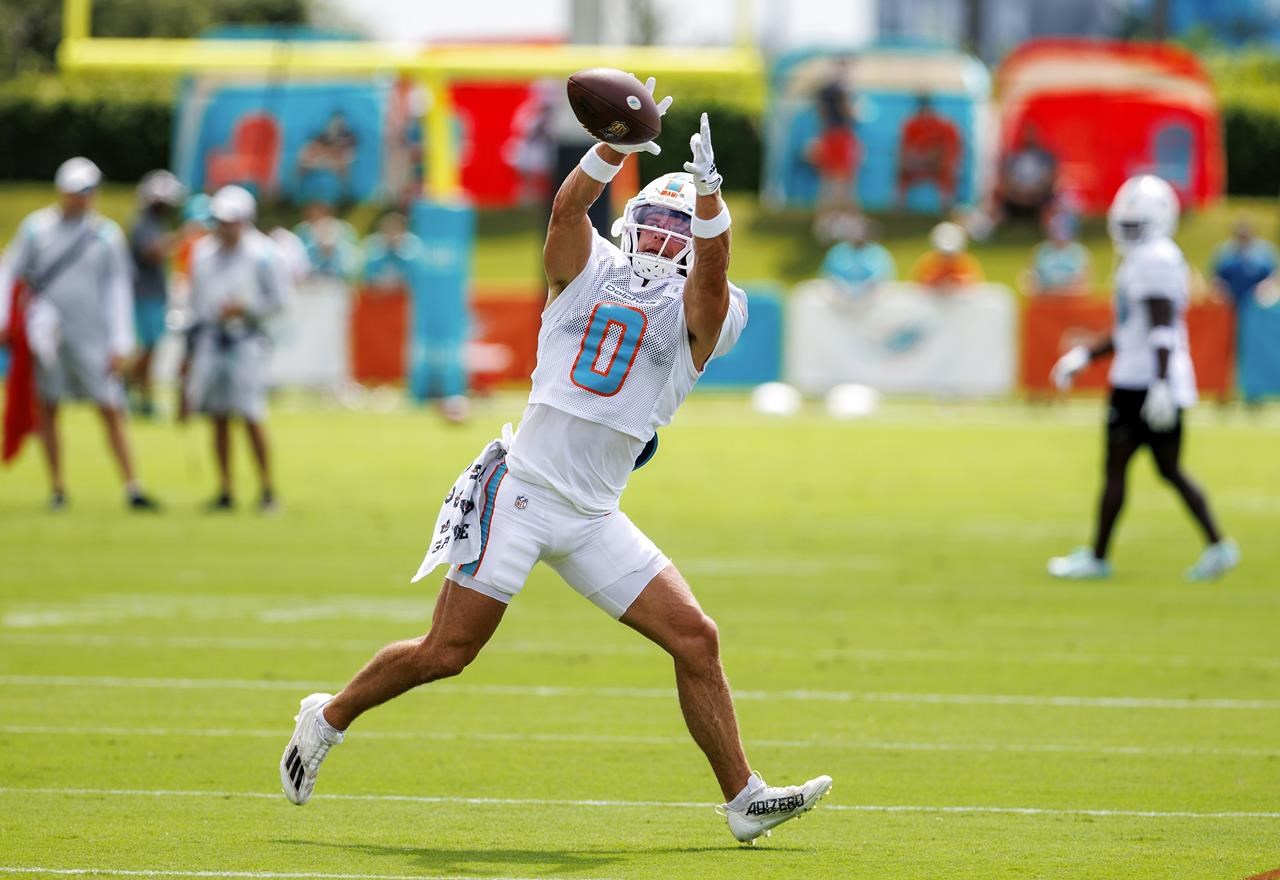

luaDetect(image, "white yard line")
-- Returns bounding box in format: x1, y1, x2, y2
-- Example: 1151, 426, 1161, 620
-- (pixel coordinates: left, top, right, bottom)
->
5, 631, 1279, 670
1, 674, 1276, 710
1, 724, 1275, 758
0, 786, 1277, 821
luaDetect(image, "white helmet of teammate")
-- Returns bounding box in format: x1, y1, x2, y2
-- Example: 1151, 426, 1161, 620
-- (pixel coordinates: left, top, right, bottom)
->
1107, 174, 1179, 252
612, 172, 696, 281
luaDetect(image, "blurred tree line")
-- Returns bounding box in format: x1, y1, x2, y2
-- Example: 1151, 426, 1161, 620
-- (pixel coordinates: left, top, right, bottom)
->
0, 0, 309, 75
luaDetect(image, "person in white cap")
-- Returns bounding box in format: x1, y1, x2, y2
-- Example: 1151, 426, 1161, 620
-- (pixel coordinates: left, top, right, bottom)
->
1048, 174, 1238, 581
127, 169, 187, 417
186, 185, 288, 513
0, 156, 160, 511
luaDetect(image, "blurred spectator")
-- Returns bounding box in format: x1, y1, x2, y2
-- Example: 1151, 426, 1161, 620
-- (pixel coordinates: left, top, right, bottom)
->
171, 193, 213, 423
294, 201, 359, 281
1026, 213, 1091, 296
1212, 220, 1276, 310
896, 94, 963, 213
806, 61, 860, 238
994, 124, 1059, 224
503, 80, 557, 206
268, 226, 311, 286
127, 169, 186, 417
186, 185, 288, 514
912, 222, 984, 290
1212, 219, 1277, 407
297, 111, 358, 205
0, 157, 160, 510
819, 213, 896, 296
361, 212, 426, 290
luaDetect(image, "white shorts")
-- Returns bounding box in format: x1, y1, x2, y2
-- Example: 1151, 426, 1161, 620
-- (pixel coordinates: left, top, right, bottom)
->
448, 455, 669, 618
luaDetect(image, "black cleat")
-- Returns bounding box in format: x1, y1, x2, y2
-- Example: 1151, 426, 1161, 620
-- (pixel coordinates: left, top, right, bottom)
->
204, 491, 235, 513
128, 491, 162, 512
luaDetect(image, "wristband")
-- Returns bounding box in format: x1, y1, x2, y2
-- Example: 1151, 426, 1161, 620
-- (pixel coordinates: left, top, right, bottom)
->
578, 147, 623, 184
691, 205, 731, 239
1147, 325, 1178, 349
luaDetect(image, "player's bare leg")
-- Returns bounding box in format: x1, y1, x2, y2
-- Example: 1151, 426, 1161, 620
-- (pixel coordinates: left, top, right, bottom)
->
211, 415, 232, 500
620, 565, 749, 799
244, 420, 275, 511
37, 400, 65, 507
281, 579, 506, 804
621, 564, 831, 842
325, 579, 506, 729
100, 404, 159, 510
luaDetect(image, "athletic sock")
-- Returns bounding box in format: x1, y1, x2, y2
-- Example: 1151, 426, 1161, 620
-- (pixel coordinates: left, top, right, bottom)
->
315, 704, 344, 743
727, 771, 766, 810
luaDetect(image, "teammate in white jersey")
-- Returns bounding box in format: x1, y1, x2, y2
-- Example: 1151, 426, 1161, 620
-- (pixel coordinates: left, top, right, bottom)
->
280, 83, 831, 844
1048, 175, 1238, 581
0, 157, 160, 511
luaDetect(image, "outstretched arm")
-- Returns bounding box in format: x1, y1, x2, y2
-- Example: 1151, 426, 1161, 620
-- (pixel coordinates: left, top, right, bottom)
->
682, 113, 731, 369
543, 76, 672, 305
543, 143, 626, 303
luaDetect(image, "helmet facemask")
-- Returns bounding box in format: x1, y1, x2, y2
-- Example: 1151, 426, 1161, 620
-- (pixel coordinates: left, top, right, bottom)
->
613, 173, 698, 281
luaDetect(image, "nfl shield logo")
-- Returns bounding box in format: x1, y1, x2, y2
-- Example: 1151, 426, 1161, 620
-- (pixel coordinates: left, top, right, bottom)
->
514, 495, 528, 510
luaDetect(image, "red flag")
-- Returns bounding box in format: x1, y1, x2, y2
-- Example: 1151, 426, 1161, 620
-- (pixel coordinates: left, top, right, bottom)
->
2, 281, 37, 465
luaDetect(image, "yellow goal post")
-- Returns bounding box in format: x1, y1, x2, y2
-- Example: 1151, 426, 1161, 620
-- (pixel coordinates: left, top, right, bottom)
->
57, 0, 765, 199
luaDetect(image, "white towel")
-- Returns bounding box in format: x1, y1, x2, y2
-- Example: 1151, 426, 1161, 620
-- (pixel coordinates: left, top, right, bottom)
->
410, 425, 512, 584
25, 298, 61, 368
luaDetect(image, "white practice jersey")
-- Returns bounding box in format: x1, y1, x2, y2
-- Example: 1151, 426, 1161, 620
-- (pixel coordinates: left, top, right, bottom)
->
1109, 237, 1197, 406
507, 231, 748, 514
189, 229, 288, 329
0, 207, 134, 356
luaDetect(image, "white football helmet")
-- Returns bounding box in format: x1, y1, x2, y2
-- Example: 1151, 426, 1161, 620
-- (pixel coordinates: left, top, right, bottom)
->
612, 172, 696, 280
1107, 174, 1179, 252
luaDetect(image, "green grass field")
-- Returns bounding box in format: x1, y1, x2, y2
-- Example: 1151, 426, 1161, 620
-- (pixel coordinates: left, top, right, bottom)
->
1, 394, 1278, 880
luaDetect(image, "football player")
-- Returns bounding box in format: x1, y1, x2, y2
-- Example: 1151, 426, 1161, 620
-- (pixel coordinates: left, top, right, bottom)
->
1048, 175, 1238, 581
280, 80, 831, 845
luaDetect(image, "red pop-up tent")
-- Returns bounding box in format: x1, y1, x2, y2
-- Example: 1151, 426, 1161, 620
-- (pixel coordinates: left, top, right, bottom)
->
996, 38, 1224, 215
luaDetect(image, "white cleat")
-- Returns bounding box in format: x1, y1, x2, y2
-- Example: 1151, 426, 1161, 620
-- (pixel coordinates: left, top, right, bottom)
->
1047, 547, 1112, 580
1186, 539, 1240, 582
717, 772, 833, 844
280, 692, 342, 805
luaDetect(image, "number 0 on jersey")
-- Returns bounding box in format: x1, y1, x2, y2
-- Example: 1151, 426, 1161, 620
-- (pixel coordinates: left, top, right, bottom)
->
571, 303, 648, 396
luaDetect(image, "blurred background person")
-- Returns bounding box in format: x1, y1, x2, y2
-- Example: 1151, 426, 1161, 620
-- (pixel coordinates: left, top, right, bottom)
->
912, 221, 984, 291
1212, 218, 1276, 311
895, 93, 962, 213
0, 157, 160, 511
186, 185, 288, 513
294, 200, 359, 280
1025, 212, 1091, 296
1212, 218, 1278, 407
992, 124, 1059, 227
361, 211, 425, 291
806, 60, 860, 240
127, 169, 186, 417
819, 213, 896, 298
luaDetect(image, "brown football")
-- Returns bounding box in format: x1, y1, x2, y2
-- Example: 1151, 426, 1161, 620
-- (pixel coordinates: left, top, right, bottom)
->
566, 68, 661, 146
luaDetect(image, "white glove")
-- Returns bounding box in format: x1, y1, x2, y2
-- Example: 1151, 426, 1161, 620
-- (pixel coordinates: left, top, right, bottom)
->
1141, 380, 1178, 431
1050, 345, 1090, 391
603, 76, 673, 156
683, 112, 723, 196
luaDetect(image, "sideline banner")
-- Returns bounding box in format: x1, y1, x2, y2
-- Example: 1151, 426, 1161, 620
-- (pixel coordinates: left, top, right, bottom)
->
268, 278, 351, 389
785, 281, 1017, 395
1021, 296, 1232, 395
